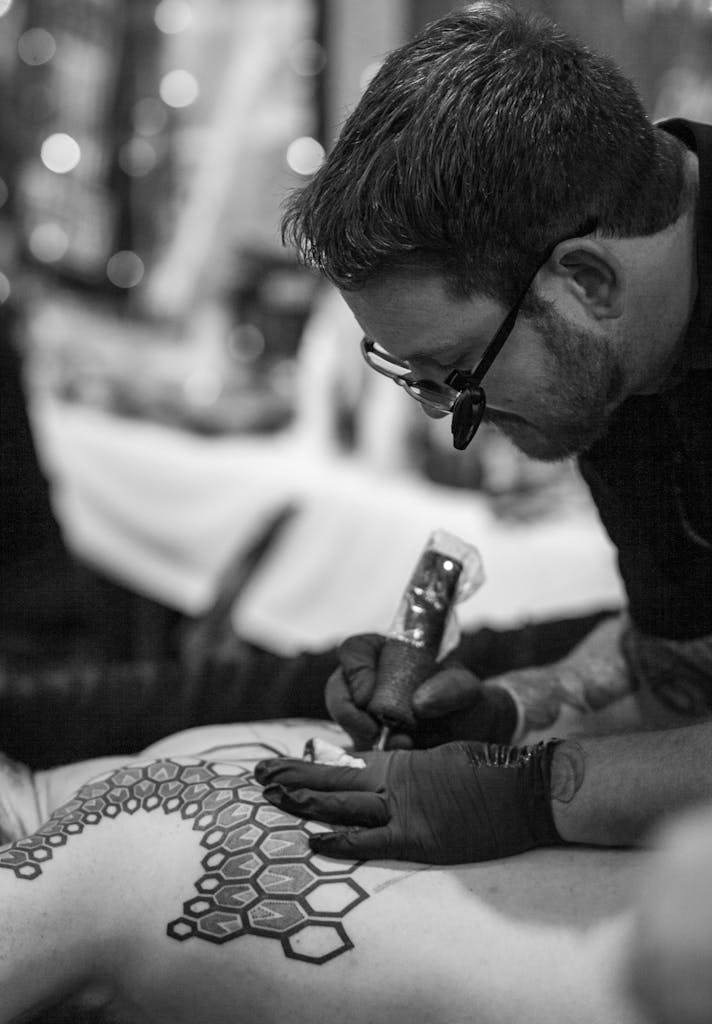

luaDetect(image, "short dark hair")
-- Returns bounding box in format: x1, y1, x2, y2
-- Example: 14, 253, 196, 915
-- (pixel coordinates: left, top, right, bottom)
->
281, 1, 688, 305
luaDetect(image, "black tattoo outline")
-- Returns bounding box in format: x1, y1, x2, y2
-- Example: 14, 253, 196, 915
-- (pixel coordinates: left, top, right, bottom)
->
0, 743, 369, 965
549, 741, 585, 804
195, 742, 285, 760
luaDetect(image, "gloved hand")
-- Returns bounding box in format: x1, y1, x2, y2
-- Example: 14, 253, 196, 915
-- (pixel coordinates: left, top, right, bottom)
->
255, 739, 563, 864
325, 633, 519, 750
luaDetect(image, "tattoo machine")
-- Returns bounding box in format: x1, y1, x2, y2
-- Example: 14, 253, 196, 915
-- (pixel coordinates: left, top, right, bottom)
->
368, 529, 485, 750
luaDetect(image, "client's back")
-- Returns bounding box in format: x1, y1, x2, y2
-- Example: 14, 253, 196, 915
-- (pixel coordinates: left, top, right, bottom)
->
2, 721, 647, 1024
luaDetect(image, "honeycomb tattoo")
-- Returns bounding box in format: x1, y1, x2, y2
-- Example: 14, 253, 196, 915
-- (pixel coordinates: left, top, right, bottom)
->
0, 743, 369, 965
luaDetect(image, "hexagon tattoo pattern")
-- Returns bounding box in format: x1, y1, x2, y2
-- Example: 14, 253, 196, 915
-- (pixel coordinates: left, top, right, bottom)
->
0, 743, 369, 965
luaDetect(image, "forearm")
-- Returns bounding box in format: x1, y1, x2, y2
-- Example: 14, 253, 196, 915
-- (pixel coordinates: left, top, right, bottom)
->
492, 614, 638, 741
550, 720, 712, 847
622, 624, 712, 727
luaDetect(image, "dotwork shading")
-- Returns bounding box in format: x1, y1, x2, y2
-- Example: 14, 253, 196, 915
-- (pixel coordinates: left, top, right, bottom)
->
0, 746, 368, 964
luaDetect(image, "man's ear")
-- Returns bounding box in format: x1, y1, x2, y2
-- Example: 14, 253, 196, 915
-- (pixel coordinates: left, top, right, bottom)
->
544, 239, 625, 319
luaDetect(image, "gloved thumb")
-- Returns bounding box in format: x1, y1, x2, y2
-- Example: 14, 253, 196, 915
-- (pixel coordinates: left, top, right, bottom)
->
412, 663, 484, 718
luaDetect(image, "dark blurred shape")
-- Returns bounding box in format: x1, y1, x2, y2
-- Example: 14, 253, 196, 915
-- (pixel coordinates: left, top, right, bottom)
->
228, 249, 319, 366
0, 299, 84, 661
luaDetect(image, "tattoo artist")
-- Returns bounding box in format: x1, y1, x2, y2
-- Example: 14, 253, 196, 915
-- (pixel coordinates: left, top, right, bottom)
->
256, 2, 712, 865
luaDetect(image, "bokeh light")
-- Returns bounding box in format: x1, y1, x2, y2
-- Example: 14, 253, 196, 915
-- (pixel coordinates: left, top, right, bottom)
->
133, 96, 168, 136
286, 136, 325, 176
0, 0, 13, 17
106, 250, 145, 288
29, 223, 69, 263
159, 69, 199, 108
0, 177, 8, 209
289, 39, 326, 77
118, 137, 157, 177
0, 272, 10, 304
40, 133, 81, 174
154, 0, 193, 34
18, 27, 56, 66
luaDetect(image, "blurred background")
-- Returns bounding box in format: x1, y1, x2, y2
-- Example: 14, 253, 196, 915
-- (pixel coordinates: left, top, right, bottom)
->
1, 0, 710, 764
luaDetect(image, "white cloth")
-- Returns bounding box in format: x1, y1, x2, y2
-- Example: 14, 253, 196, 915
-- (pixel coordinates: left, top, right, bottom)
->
232, 469, 625, 654
31, 397, 624, 654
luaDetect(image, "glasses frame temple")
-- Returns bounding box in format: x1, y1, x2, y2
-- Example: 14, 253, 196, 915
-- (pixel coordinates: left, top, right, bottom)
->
445, 217, 598, 393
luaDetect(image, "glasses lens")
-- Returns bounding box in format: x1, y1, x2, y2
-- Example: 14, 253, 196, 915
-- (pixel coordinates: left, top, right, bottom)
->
405, 379, 456, 413
362, 339, 410, 379
451, 387, 486, 450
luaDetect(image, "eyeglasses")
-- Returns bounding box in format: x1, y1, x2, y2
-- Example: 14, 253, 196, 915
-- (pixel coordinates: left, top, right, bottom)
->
361, 221, 597, 451
361, 277, 538, 451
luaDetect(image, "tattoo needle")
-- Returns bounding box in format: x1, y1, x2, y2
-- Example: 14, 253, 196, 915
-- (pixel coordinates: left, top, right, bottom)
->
375, 724, 391, 751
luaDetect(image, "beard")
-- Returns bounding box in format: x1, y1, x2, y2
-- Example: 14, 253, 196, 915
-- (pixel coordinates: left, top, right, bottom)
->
485, 307, 625, 461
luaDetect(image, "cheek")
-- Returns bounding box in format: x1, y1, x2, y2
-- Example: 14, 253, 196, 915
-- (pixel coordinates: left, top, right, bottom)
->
482, 348, 549, 410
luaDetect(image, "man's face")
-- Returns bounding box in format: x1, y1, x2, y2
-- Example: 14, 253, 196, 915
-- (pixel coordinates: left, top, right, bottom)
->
342, 273, 625, 461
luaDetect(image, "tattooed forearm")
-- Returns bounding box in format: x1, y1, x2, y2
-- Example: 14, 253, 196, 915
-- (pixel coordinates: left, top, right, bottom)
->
549, 741, 585, 804
623, 626, 712, 721
497, 617, 634, 738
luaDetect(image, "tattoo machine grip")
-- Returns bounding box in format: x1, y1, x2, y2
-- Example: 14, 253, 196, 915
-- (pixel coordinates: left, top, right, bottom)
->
367, 530, 484, 745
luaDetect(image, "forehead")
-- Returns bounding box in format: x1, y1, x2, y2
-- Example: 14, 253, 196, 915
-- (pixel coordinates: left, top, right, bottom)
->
340, 273, 505, 357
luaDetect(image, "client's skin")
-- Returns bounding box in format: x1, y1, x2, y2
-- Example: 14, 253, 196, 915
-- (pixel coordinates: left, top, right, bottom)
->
0, 719, 650, 1024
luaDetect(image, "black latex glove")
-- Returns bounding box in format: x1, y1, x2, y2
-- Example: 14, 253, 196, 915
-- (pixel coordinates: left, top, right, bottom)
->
325, 633, 518, 750
255, 740, 563, 864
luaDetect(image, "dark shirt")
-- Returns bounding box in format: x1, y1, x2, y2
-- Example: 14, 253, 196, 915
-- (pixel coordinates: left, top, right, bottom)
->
579, 118, 712, 640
